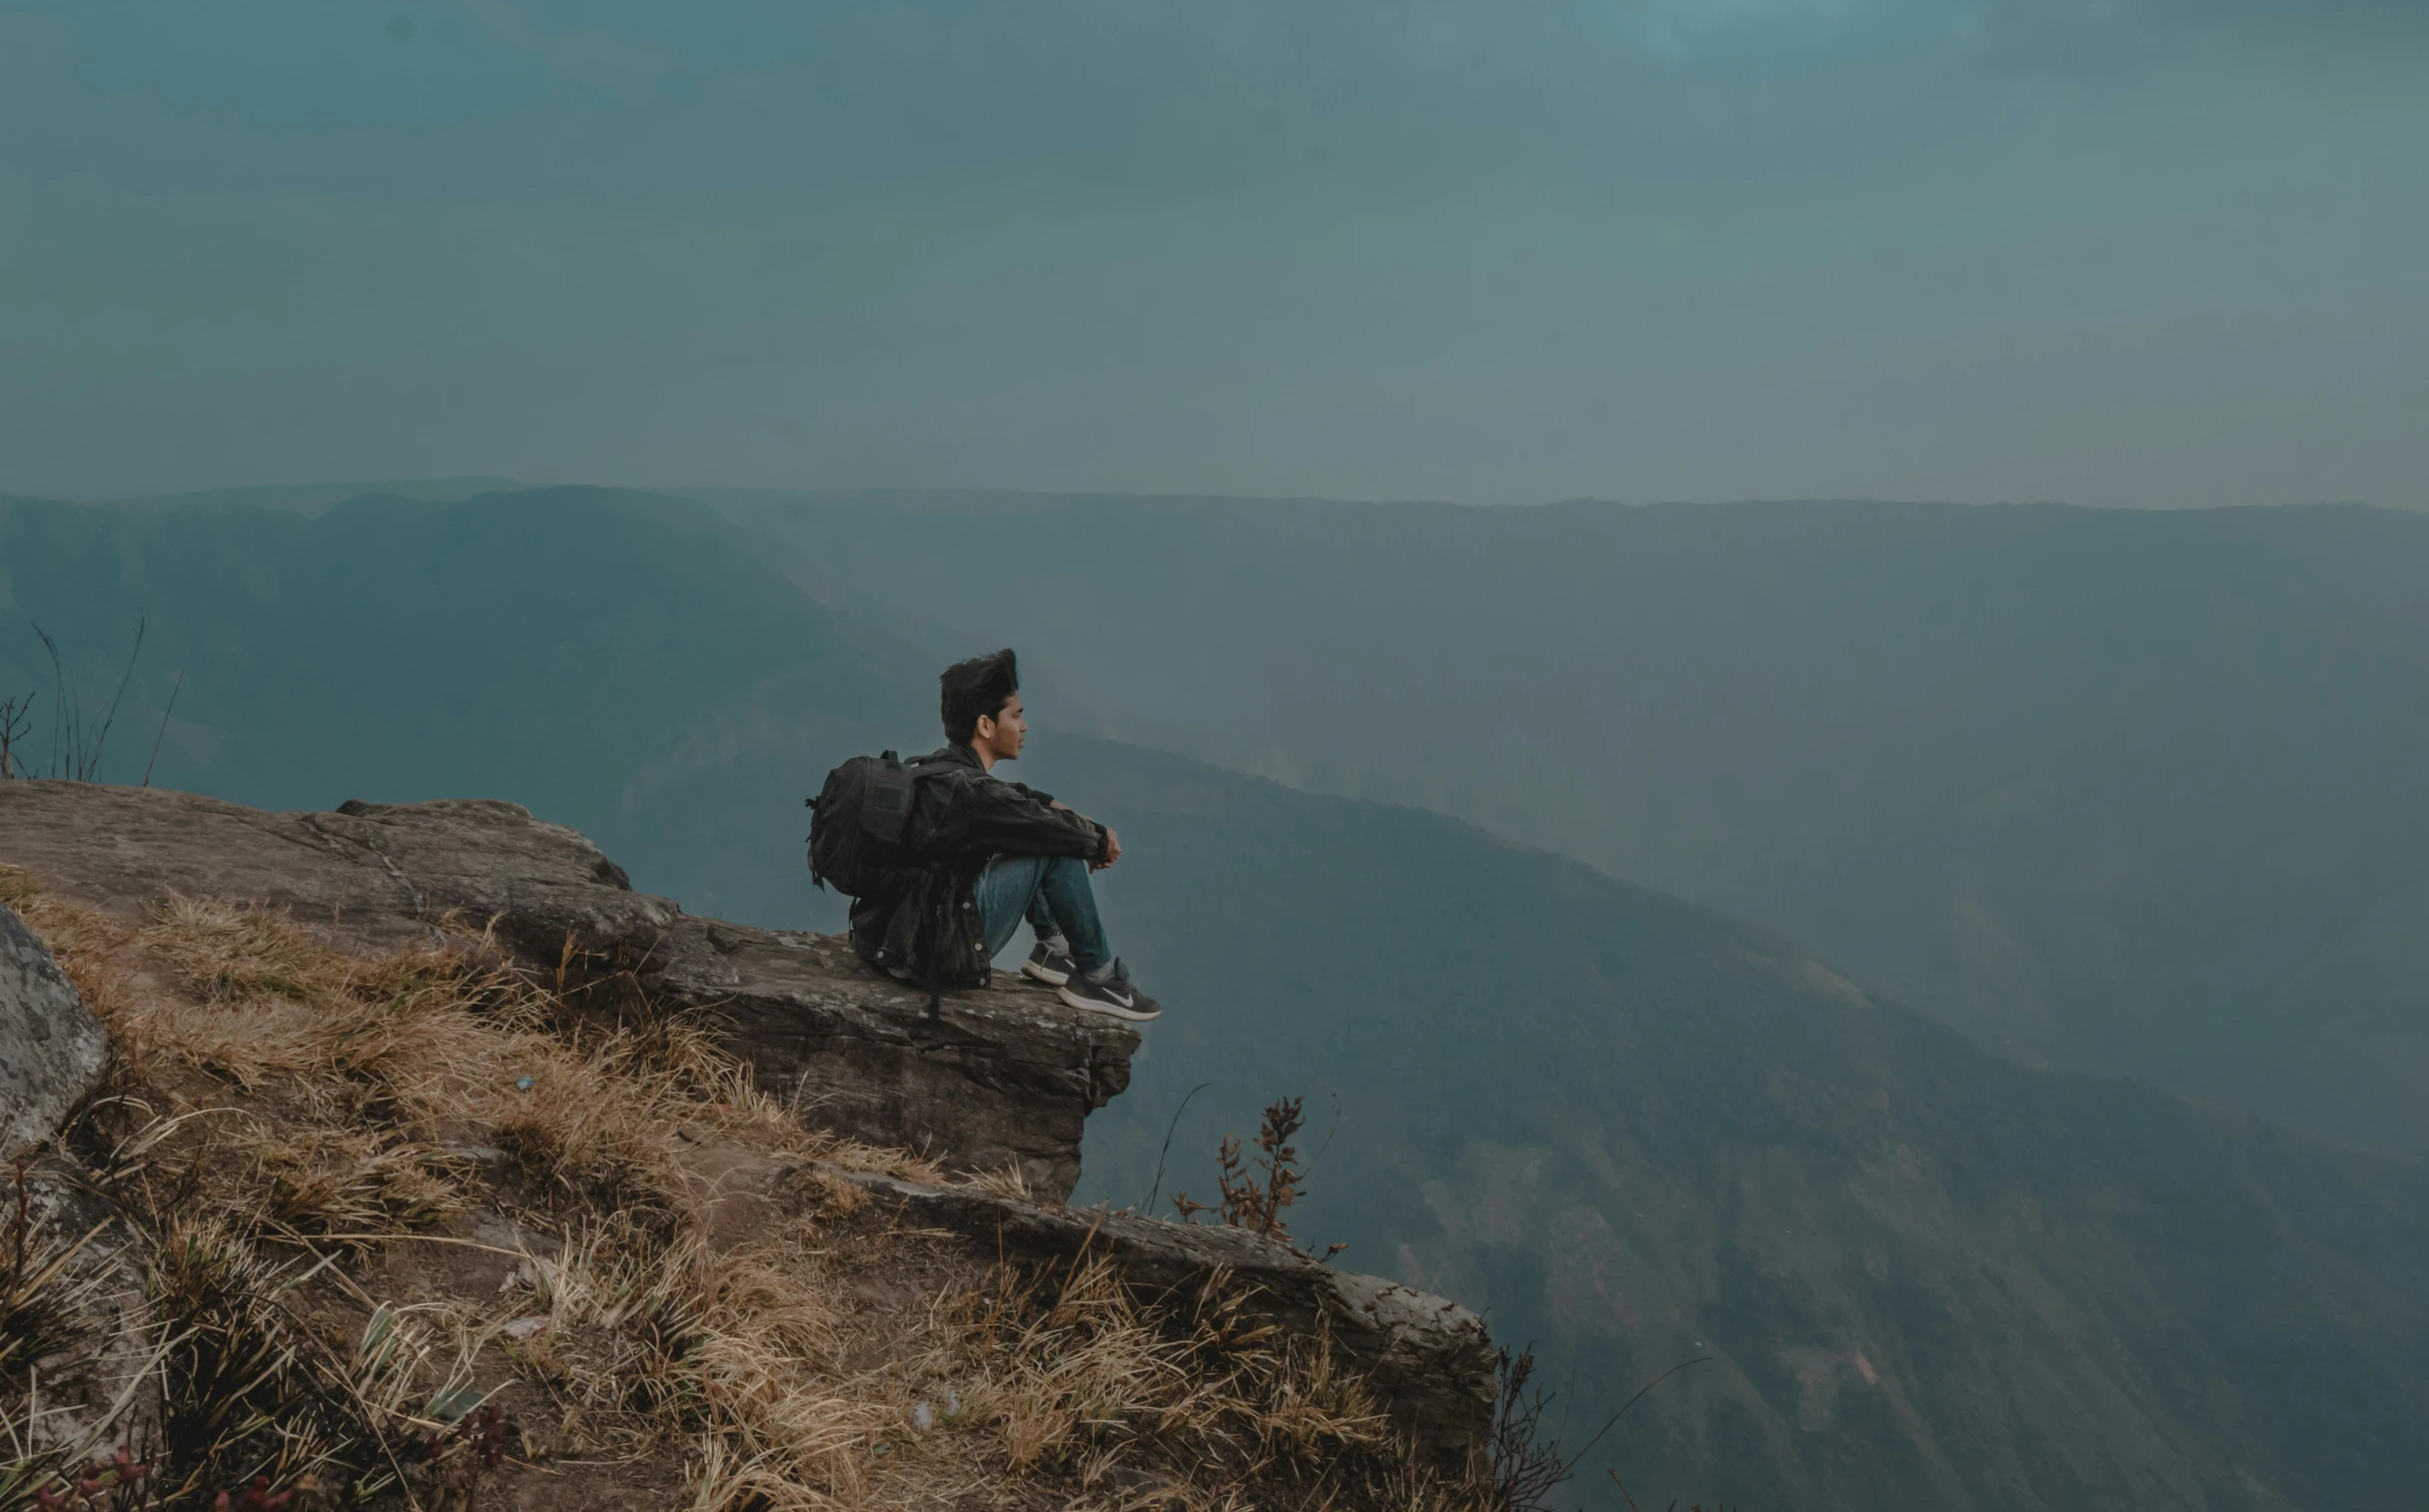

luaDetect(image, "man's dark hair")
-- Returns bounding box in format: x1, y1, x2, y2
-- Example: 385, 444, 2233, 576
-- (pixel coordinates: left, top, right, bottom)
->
941, 648, 1020, 746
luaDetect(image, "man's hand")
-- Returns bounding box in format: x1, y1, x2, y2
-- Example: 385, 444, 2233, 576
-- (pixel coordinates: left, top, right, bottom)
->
1060, 799, 1119, 868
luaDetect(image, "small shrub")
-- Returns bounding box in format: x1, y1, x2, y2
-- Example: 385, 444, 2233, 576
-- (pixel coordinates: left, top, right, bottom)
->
1172, 1095, 1307, 1241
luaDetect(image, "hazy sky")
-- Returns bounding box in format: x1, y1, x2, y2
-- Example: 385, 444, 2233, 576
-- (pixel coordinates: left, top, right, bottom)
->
4, 1, 2424, 507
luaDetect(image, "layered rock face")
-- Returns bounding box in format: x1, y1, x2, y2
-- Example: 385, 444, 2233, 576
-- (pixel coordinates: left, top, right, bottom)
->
0, 781, 1133, 1200
842, 1168, 1498, 1470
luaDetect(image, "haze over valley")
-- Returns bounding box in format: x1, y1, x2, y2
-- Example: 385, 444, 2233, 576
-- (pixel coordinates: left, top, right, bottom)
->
6, 2, 2425, 1505
5, 485, 2426, 1509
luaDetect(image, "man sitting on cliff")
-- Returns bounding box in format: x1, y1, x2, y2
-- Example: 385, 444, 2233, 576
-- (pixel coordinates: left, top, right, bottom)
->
848, 648, 1162, 1022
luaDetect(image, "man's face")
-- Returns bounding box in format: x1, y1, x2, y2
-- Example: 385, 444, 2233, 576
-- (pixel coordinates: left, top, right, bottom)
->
976, 692, 1027, 761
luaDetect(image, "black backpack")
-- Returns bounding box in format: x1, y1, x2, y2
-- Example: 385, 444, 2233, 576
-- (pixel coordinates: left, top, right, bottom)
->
806, 751, 928, 897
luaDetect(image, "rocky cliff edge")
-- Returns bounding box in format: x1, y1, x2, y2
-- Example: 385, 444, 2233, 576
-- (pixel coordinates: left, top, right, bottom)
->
0, 781, 1130, 1201
0, 780, 1497, 1488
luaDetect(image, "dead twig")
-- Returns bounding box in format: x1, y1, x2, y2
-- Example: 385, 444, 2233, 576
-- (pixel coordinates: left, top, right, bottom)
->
142, 670, 183, 788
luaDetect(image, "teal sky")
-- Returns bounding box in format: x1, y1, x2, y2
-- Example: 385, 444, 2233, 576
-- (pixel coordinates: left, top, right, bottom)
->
3, 1, 2423, 507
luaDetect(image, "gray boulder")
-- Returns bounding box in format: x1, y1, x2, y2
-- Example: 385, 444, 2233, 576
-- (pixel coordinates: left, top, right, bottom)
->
0, 903, 106, 1155
0, 911, 153, 1457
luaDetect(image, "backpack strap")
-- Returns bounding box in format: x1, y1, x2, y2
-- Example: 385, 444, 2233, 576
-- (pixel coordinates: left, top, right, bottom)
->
917, 858, 989, 1022
924, 865, 947, 1021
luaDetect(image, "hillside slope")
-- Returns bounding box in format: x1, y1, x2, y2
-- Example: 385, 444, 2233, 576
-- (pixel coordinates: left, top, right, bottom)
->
705, 489, 2429, 1156
1031, 736, 2429, 1512
5, 487, 2426, 1508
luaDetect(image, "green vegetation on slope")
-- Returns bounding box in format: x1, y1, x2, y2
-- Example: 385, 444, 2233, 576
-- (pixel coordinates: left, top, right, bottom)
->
6, 487, 2426, 1509
705, 489, 2429, 1156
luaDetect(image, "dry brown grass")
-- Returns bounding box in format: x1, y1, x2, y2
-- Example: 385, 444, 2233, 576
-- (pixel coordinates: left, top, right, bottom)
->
0, 874, 1484, 1511
967, 1251, 1391, 1481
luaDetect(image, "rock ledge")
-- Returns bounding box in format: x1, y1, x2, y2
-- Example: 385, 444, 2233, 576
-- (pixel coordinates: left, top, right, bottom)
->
840, 1167, 1500, 1470
0, 782, 1133, 1200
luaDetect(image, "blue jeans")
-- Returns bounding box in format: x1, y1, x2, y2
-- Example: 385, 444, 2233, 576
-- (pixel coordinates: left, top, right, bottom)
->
972, 854, 1112, 974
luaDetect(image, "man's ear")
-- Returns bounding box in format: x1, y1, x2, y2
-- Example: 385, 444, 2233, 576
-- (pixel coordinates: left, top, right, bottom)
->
972, 713, 995, 745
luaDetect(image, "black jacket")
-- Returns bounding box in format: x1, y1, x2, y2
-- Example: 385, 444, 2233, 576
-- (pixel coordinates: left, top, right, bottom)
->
898, 744, 1110, 868
848, 744, 1108, 985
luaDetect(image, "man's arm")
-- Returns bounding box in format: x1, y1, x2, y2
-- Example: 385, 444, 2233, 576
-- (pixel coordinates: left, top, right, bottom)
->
960, 773, 1110, 861
1044, 797, 1119, 867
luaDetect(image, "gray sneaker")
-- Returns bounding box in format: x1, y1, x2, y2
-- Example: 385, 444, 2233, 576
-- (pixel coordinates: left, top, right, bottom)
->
1058, 958, 1162, 1022
1022, 941, 1079, 986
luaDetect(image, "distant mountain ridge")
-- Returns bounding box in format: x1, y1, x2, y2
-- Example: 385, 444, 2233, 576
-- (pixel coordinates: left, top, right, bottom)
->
3, 485, 2425, 1509
702, 487, 2429, 1157
116, 477, 531, 515
0, 486, 926, 920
